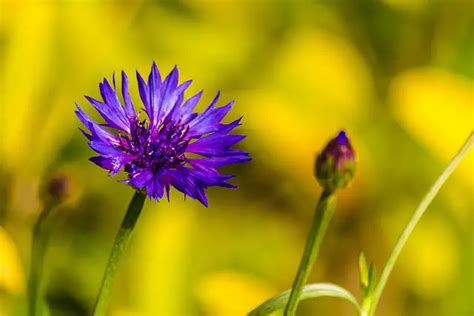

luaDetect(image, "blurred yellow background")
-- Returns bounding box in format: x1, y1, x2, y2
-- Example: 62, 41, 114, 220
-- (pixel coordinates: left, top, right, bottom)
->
0, 0, 473, 315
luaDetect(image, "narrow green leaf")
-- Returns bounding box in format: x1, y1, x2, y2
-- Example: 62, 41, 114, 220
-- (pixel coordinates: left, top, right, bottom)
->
367, 263, 376, 294
367, 133, 474, 316
362, 263, 376, 311
358, 252, 369, 291
248, 283, 361, 316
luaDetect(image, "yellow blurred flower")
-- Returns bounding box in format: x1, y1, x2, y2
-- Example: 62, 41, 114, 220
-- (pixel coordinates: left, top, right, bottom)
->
130, 200, 197, 315
1, 1, 55, 172
110, 309, 139, 316
381, 202, 458, 299
0, 227, 24, 295
271, 27, 373, 116
243, 90, 370, 210
242, 27, 373, 195
390, 67, 474, 187
244, 92, 320, 187
196, 271, 277, 316
400, 217, 458, 298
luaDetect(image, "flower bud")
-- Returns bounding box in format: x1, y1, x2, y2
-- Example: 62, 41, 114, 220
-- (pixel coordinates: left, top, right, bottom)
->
315, 130, 355, 192
41, 173, 72, 206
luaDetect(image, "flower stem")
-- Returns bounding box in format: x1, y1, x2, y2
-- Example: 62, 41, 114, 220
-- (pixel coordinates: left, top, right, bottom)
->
28, 206, 55, 316
284, 190, 337, 316
367, 132, 474, 316
93, 191, 146, 316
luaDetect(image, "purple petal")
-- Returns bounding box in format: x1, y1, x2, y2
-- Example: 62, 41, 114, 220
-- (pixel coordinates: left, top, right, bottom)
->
145, 174, 164, 200
166, 169, 208, 206
85, 95, 129, 132
148, 62, 162, 127
164, 80, 192, 121
99, 79, 130, 130
188, 154, 250, 169
75, 104, 120, 145
88, 141, 115, 155
89, 124, 120, 146
154, 176, 165, 199
137, 71, 150, 113
155, 66, 179, 122
187, 134, 246, 157
188, 97, 234, 137
79, 128, 93, 140
121, 71, 136, 121
129, 168, 153, 189
89, 155, 132, 175
176, 90, 203, 122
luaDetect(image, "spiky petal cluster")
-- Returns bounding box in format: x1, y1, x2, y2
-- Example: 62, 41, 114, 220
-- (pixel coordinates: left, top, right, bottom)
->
76, 62, 250, 206
315, 130, 355, 192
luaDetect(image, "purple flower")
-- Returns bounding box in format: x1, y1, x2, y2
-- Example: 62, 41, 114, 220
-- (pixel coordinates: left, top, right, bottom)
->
76, 62, 250, 206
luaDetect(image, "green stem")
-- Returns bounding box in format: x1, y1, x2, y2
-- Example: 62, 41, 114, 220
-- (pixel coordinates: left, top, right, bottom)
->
284, 190, 337, 316
28, 205, 55, 316
368, 132, 474, 316
93, 191, 146, 316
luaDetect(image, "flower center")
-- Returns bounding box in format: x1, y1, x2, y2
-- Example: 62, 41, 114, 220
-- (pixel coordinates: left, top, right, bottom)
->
119, 117, 190, 174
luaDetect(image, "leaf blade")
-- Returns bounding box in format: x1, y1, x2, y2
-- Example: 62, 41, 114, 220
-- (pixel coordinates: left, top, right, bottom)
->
248, 283, 361, 316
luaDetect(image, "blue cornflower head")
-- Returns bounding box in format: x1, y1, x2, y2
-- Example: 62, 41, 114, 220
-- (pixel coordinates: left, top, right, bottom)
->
76, 62, 250, 206
315, 130, 355, 192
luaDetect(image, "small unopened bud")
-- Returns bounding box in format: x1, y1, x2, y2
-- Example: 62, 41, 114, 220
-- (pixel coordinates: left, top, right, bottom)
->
42, 174, 72, 206
315, 130, 355, 192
